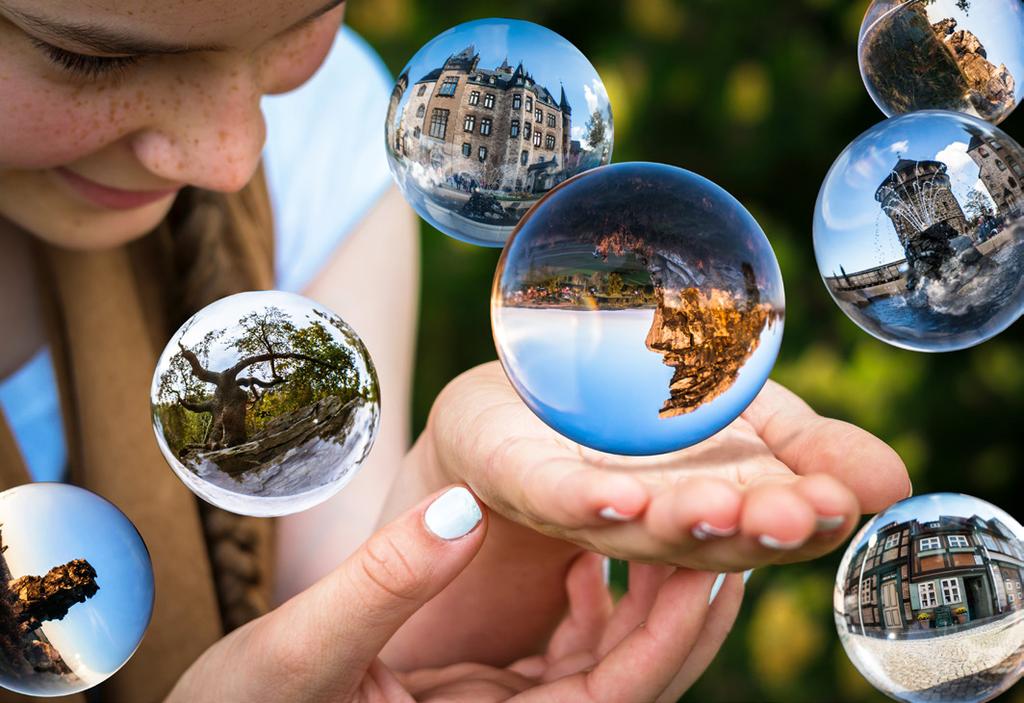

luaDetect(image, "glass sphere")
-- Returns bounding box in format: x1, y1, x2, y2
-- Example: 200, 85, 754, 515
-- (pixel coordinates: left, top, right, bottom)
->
150, 291, 380, 517
385, 18, 614, 247
858, 0, 1024, 124
835, 493, 1024, 703
0, 483, 153, 697
814, 111, 1024, 351
492, 162, 785, 456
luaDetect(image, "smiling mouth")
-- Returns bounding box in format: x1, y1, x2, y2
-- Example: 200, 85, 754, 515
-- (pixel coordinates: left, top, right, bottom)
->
53, 167, 182, 211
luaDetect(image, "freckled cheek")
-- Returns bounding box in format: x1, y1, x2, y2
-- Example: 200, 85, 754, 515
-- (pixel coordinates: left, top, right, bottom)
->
0, 80, 145, 170
262, 23, 339, 95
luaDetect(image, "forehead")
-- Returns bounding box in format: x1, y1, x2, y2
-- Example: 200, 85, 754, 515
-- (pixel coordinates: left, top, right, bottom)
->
4, 0, 333, 44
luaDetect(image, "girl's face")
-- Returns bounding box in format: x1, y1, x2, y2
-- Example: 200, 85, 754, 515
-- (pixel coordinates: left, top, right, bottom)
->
0, 0, 345, 249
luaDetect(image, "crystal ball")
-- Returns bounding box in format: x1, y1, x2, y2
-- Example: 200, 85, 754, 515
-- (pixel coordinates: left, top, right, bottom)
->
0, 483, 154, 697
385, 18, 614, 247
858, 0, 1024, 124
492, 162, 785, 456
835, 493, 1024, 703
814, 110, 1024, 351
150, 291, 380, 517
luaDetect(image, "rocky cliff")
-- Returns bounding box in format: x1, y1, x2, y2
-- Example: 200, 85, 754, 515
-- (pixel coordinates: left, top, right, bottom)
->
933, 17, 1016, 122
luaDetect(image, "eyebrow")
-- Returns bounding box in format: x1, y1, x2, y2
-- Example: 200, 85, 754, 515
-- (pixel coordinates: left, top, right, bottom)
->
2, 0, 345, 55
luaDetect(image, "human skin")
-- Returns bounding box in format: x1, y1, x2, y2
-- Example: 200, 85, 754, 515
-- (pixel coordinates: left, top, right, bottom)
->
0, 0, 912, 694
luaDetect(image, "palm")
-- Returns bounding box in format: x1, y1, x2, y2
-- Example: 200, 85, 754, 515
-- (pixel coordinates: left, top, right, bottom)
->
392, 554, 745, 703
430, 362, 911, 572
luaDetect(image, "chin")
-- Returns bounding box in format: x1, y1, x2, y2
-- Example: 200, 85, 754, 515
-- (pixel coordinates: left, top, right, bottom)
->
4, 191, 178, 253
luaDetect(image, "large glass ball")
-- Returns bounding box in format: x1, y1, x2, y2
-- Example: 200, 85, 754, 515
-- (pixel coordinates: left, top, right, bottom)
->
150, 291, 380, 517
492, 162, 785, 456
835, 493, 1024, 703
0, 483, 153, 697
814, 110, 1024, 351
859, 0, 1024, 124
385, 18, 614, 247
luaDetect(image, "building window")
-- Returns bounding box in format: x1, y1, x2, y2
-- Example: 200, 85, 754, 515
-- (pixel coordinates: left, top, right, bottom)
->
464, 115, 476, 132
948, 535, 970, 549
860, 579, 873, 604
484, 93, 495, 109
415, 104, 426, 118
520, 150, 528, 165
918, 582, 938, 608
417, 84, 427, 96
979, 147, 990, 157
413, 126, 421, 138
547, 113, 556, 128
480, 118, 492, 136
478, 146, 488, 162
919, 537, 942, 551
524, 122, 531, 139
513, 94, 522, 110
884, 533, 900, 550
1008, 580, 1016, 602
510, 120, 520, 138
535, 108, 543, 123
462, 142, 471, 157
525, 96, 533, 112
545, 134, 556, 149
941, 578, 962, 604
533, 131, 542, 147
438, 77, 458, 97
996, 159, 1007, 171
468, 91, 480, 106
429, 108, 449, 139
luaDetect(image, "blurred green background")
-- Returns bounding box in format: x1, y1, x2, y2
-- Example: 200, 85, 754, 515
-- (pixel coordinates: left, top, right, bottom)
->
347, 0, 1024, 700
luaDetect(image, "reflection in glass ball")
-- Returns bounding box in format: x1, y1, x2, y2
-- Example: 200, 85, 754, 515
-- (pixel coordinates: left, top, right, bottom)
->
385, 18, 614, 247
858, 0, 1024, 124
0, 484, 153, 697
492, 162, 785, 456
814, 111, 1024, 351
150, 291, 380, 517
835, 493, 1024, 703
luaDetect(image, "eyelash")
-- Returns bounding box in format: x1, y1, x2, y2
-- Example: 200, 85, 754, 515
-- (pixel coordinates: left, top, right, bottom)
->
31, 38, 140, 80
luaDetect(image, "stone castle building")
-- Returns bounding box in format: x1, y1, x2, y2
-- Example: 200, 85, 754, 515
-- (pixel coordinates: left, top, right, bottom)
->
968, 132, 1023, 216
840, 514, 1024, 637
875, 159, 969, 248
395, 45, 573, 194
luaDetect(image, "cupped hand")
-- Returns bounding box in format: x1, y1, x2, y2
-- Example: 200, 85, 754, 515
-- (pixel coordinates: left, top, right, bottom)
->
398, 553, 745, 703
426, 361, 912, 572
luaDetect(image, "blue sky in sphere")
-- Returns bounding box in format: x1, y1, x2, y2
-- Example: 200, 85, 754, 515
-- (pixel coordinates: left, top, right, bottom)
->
814, 111, 1002, 276
394, 18, 612, 146
0, 484, 153, 683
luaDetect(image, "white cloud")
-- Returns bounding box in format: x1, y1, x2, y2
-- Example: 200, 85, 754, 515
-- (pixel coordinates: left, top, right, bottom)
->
583, 79, 609, 115
934, 141, 978, 184
889, 139, 910, 154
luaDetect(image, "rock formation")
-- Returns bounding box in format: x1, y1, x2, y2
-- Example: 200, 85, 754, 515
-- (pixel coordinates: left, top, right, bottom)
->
932, 17, 1016, 122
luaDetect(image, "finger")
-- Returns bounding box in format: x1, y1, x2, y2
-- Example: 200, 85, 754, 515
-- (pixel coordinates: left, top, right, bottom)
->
739, 480, 817, 552
597, 563, 675, 657
644, 476, 742, 546
365, 658, 415, 702
545, 551, 614, 661
658, 573, 745, 702
742, 380, 911, 511
430, 363, 650, 529
267, 485, 486, 699
400, 662, 534, 699
585, 570, 718, 702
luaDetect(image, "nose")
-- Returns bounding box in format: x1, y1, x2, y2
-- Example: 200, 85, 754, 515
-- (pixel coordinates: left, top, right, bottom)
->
131, 61, 267, 193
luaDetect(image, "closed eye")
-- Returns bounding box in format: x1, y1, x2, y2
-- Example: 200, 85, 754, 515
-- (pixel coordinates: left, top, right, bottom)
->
31, 37, 140, 80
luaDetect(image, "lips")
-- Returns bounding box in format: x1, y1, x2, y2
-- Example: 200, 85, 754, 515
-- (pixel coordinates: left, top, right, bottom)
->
54, 167, 181, 211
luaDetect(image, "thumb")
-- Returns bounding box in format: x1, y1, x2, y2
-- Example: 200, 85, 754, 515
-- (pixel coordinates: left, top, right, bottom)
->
275, 485, 486, 692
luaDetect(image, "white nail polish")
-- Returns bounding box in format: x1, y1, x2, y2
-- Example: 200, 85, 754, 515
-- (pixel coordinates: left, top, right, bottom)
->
815, 515, 845, 532
743, 569, 754, 584
906, 483, 914, 499
425, 487, 482, 540
691, 521, 738, 540
601, 557, 611, 586
758, 534, 805, 550
599, 506, 634, 521
709, 573, 727, 604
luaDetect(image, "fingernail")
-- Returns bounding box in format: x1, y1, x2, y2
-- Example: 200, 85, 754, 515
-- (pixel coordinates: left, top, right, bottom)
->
691, 521, 739, 540
599, 506, 636, 522
815, 515, 846, 532
425, 487, 482, 540
709, 573, 727, 604
758, 534, 806, 551
906, 483, 914, 499
743, 569, 754, 584
601, 556, 611, 586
